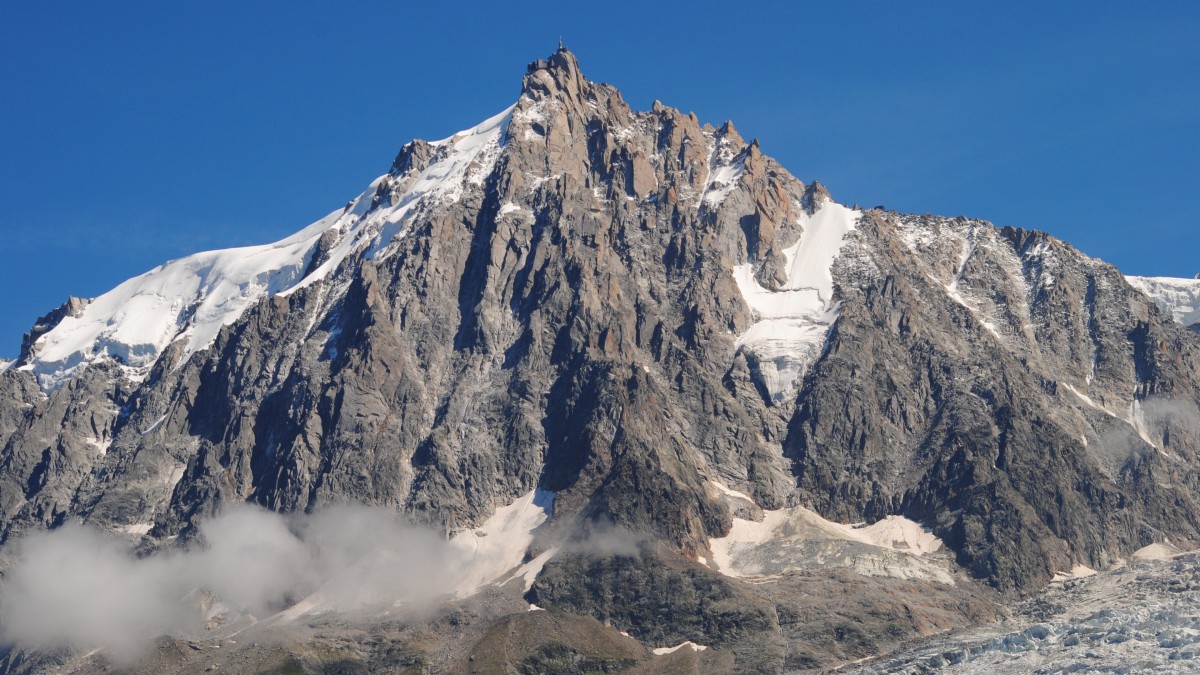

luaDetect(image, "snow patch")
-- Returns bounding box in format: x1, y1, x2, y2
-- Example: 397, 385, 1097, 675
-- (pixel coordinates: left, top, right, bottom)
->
140, 414, 168, 435
1062, 383, 1167, 452
503, 546, 558, 593
731, 202, 860, 403
701, 160, 744, 208
1061, 383, 1117, 418
709, 480, 755, 504
653, 641, 708, 655
527, 174, 560, 192
511, 97, 548, 128
1133, 542, 1183, 560
899, 218, 1020, 342
850, 516, 944, 554
700, 129, 744, 209
1051, 565, 1097, 583
709, 498, 951, 584
294, 105, 512, 276
449, 489, 554, 598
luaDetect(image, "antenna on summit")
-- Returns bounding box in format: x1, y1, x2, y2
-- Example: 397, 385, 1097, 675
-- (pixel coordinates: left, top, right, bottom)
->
558, 36, 564, 50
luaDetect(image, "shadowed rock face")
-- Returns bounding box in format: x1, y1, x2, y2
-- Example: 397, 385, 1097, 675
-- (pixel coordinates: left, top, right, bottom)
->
2, 47, 1199, 605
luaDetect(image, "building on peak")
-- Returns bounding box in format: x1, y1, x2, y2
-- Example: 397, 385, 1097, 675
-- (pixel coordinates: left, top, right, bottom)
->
527, 44, 576, 74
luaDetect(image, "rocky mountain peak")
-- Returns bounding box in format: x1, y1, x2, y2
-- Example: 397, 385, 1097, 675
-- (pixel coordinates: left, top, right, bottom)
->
718, 119, 740, 139
801, 180, 832, 213
389, 137, 437, 177
16, 295, 90, 364
3, 49, 1200, 673
522, 46, 588, 103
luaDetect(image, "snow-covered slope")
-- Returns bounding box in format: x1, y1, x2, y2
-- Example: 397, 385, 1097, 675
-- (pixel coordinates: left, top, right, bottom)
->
1128, 275, 1200, 328
448, 489, 554, 599
19, 107, 513, 391
706, 481, 953, 584
731, 201, 860, 403
24, 216, 337, 389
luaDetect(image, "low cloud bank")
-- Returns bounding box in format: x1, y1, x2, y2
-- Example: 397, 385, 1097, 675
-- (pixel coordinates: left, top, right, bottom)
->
0, 505, 470, 660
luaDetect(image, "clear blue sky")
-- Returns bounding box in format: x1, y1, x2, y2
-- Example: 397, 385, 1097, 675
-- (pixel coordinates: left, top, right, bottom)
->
2, 2, 1197, 358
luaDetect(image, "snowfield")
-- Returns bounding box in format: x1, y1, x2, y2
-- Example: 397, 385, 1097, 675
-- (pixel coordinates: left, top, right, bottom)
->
706, 481, 954, 585
731, 202, 860, 403
1128, 275, 1200, 328
19, 106, 514, 391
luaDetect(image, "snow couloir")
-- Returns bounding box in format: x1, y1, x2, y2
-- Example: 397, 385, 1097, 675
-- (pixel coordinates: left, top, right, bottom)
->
731, 201, 860, 404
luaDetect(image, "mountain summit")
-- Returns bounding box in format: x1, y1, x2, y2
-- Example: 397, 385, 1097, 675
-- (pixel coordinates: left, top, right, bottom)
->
3, 49, 1200, 672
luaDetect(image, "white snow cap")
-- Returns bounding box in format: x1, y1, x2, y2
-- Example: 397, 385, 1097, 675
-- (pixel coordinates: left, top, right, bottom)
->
19, 106, 514, 391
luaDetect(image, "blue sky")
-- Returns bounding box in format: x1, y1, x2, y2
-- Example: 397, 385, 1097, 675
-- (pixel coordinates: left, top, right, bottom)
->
2, 2, 1197, 358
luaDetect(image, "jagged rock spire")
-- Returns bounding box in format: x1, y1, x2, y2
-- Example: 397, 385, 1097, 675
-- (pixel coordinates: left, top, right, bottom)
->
523, 46, 587, 103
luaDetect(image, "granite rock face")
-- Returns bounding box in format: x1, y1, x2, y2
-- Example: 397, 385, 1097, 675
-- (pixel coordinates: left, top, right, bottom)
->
2, 50, 1200, 659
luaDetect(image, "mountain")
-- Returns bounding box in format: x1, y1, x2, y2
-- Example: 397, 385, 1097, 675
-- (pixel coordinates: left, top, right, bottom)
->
2, 48, 1200, 673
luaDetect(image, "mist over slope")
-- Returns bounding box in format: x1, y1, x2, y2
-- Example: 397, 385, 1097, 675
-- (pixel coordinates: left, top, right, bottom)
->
2, 507, 434, 657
